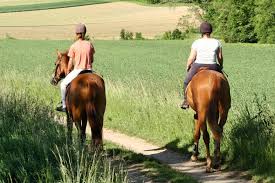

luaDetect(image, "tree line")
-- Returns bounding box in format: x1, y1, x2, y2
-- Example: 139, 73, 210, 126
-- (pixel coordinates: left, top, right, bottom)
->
147, 0, 274, 44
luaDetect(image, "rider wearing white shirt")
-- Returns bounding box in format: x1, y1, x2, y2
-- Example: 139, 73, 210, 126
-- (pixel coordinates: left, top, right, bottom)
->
181, 22, 223, 109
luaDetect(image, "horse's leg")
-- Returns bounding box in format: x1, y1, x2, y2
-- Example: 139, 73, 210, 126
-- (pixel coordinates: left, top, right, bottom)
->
66, 110, 73, 145
208, 111, 222, 170
75, 121, 82, 143
191, 113, 201, 162
201, 123, 211, 172
91, 114, 103, 148
80, 113, 87, 144
87, 106, 103, 150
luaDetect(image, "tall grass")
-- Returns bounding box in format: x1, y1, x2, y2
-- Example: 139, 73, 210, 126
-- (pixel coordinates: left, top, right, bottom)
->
224, 95, 275, 181
0, 81, 128, 182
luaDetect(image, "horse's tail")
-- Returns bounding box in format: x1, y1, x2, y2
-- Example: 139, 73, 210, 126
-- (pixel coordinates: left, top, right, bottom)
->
86, 79, 105, 145
207, 80, 224, 137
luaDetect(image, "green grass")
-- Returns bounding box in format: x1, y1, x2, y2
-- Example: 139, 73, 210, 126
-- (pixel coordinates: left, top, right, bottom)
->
0, 0, 112, 13
0, 39, 274, 182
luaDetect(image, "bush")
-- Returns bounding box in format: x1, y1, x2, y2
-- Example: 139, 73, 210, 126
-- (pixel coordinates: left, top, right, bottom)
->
135, 32, 145, 40
125, 31, 133, 40
162, 29, 186, 40
120, 29, 145, 40
147, 0, 160, 4
120, 29, 126, 40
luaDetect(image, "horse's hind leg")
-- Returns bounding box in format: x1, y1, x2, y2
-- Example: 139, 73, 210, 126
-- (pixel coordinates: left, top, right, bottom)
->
87, 108, 103, 150
191, 113, 201, 162
81, 113, 87, 144
91, 114, 103, 148
66, 110, 73, 145
208, 111, 222, 170
201, 123, 211, 172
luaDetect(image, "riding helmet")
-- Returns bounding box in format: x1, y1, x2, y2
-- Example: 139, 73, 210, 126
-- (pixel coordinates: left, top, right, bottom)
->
200, 22, 212, 34
75, 23, 87, 34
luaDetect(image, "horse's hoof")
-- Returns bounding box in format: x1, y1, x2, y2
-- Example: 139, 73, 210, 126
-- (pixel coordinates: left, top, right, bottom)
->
212, 163, 221, 170
191, 155, 198, 162
206, 167, 212, 173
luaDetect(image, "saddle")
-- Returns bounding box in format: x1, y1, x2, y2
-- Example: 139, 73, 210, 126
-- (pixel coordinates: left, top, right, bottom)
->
79, 69, 93, 75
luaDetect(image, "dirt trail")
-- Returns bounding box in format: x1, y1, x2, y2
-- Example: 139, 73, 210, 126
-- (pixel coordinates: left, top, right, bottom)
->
54, 115, 251, 182
103, 128, 251, 183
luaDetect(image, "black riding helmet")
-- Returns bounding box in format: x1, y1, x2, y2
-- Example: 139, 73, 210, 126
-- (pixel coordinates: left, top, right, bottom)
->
200, 22, 212, 34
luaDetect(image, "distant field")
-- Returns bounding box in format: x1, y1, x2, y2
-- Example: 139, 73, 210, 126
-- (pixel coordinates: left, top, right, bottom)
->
0, 0, 70, 6
0, 2, 201, 40
0, 39, 274, 181
0, 0, 112, 13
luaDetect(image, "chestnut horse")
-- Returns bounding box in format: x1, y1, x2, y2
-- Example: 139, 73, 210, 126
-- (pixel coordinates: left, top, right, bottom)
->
186, 69, 231, 172
51, 51, 106, 148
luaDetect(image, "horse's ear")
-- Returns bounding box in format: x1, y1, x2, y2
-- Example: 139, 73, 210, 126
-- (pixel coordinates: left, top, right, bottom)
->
56, 49, 62, 58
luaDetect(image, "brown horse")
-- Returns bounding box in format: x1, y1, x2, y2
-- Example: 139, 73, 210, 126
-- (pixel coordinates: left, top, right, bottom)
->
186, 69, 231, 172
51, 50, 106, 148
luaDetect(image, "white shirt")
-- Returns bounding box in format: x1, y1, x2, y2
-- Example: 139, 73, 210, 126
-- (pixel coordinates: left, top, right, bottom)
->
191, 38, 222, 64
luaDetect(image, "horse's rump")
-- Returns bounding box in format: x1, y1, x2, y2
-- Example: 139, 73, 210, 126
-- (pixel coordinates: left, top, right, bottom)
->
66, 73, 106, 122
187, 70, 230, 112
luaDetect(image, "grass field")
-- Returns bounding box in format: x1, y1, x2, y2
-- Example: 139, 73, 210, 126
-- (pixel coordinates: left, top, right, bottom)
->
0, 39, 274, 182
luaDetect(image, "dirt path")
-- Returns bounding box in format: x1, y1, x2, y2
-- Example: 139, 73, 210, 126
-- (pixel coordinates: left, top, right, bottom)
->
54, 115, 251, 182
0, 2, 201, 40
103, 128, 251, 183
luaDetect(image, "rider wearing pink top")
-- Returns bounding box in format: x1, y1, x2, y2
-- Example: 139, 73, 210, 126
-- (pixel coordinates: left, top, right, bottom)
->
68, 39, 95, 70
56, 23, 95, 112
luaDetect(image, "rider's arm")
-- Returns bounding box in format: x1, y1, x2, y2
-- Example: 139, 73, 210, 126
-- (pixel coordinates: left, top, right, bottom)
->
67, 57, 73, 74
186, 48, 197, 71
217, 47, 223, 68
90, 45, 95, 64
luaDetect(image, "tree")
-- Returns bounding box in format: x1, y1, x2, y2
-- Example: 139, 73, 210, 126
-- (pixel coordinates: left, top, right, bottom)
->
254, 0, 275, 43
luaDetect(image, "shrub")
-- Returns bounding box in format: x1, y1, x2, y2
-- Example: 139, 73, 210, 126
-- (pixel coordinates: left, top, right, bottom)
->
147, 0, 160, 4
120, 29, 126, 40
125, 31, 133, 40
135, 32, 145, 40
162, 29, 186, 40
120, 29, 145, 40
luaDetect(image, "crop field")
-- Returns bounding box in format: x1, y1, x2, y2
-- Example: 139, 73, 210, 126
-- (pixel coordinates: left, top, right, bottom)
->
0, 0, 112, 13
0, 39, 274, 182
0, 2, 200, 39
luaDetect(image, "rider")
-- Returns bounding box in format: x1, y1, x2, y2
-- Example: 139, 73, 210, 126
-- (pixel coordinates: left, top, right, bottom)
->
56, 23, 95, 112
180, 22, 223, 109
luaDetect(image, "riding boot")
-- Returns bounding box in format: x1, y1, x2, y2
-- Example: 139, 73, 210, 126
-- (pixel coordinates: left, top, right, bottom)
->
56, 102, 66, 112
180, 86, 189, 110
